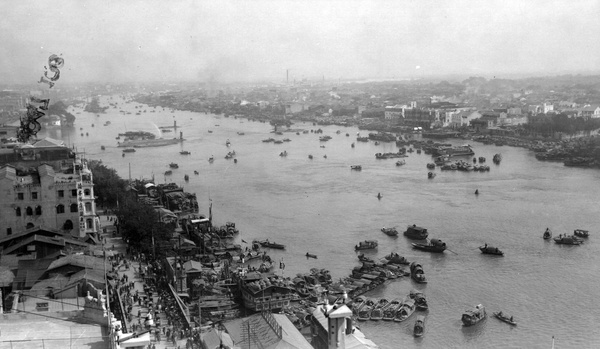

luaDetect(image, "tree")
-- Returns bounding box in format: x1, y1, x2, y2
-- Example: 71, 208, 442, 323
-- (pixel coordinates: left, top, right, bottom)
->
88, 160, 127, 208
116, 196, 171, 256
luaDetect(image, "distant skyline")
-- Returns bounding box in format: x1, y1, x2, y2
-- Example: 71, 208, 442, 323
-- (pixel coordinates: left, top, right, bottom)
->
1, 0, 599, 85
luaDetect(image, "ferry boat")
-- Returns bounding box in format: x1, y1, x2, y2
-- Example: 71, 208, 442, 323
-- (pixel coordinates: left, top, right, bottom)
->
237, 272, 294, 312
432, 144, 474, 157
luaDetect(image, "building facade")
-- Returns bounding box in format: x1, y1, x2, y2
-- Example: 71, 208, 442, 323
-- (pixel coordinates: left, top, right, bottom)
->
0, 138, 99, 240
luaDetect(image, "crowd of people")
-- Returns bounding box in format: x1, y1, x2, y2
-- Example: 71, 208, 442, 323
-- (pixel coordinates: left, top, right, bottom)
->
103, 214, 209, 349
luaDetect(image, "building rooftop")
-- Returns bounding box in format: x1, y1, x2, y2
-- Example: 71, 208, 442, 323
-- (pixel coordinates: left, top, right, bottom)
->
224, 312, 312, 349
0, 311, 107, 349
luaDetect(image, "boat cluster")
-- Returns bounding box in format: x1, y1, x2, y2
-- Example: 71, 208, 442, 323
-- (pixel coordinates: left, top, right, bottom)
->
438, 160, 491, 171
351, 288, 428, 323
375, 151, 407, 159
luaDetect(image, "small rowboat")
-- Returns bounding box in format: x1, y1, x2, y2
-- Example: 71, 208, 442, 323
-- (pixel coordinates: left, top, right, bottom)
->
305, 253, 317, 259
493, 312, 517, 326
413, 315, 425, 337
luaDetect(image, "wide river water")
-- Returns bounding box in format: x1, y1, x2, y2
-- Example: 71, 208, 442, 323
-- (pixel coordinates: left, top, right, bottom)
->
39, 96, 600, 348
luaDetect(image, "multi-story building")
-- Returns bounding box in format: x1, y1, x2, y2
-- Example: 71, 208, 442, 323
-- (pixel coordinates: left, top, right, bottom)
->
384, 105, 405, 119
0, 138, 99, 240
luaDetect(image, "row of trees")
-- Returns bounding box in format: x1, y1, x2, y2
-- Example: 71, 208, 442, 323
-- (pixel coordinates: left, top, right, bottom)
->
523, 114, 600, 136
89, 160, 172, 257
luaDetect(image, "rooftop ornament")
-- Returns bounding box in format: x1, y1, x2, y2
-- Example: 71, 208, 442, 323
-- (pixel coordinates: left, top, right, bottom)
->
17, 54, 64, 144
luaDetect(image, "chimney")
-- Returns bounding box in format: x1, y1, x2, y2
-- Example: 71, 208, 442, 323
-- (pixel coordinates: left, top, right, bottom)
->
345, 317, 353, 335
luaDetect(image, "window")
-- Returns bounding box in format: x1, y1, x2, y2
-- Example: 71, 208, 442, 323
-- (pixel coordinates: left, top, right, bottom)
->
63, 220, 73, 230
58, 190, 64, 198
26, 207, 33, 216
84, 189, 91, 196
35, 206, 42, 215
26, 223, 34, 229
6, 228, 12, 236
32, 192, 38, 200
86, 219, 93, 229
85, 202, 92, 212
17, 193, 24, 200
56, 204, 65, 214
70, 204, 78, 212
71, 189, 77, 197
16, 207, 21, 216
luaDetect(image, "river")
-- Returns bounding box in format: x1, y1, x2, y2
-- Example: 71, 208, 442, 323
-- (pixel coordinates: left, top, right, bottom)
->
39, 96, 600, 348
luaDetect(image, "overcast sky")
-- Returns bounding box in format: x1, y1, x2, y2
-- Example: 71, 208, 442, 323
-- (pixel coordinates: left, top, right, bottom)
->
1, 0, 599, 84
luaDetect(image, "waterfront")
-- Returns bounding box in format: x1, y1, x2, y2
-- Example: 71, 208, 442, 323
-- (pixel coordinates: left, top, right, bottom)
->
41, 97, 600, 348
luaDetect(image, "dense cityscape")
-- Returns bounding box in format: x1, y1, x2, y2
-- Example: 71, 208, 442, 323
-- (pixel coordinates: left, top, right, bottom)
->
2, 1, 600, 349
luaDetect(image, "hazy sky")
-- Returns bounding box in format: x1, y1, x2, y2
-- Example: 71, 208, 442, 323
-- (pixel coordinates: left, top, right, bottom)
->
1, 0, 599, 84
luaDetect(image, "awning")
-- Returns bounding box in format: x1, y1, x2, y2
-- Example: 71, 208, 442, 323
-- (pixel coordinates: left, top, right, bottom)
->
118, 332, 151, 348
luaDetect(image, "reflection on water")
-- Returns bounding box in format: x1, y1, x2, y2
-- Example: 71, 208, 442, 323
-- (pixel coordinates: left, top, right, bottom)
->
35, 96, 600, 348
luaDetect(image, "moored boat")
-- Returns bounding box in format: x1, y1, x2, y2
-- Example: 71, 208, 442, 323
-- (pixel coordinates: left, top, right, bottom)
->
122, 148, 136, 153
381, 227, 398, 236
413, 315, 425, 337
553, 235, 582, 245
409, 289, 429, 311
394, 298, 416, 322
370, 298, 390, 321
357, 298, 375, 321
384, 252, 409, 265
180, 150, 191, 155
305, 253, 317, 259
404, 225, 429, 240
355, 240, 378, 251
350, 296, 367, 315
462, 304, 486, 326
493, 153, 502, 164
543, 228, 552, 240
412, 238, 446, 253
382, 298, 402, 321
410, 262, 427, 283
351, 165, 362, 170
256, 239, 286, 249
493, 311, 517, 326
479, 244, 504, 256
357, 253, 375, 263
169, 162, 179, 168
573, 229, 589, 238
